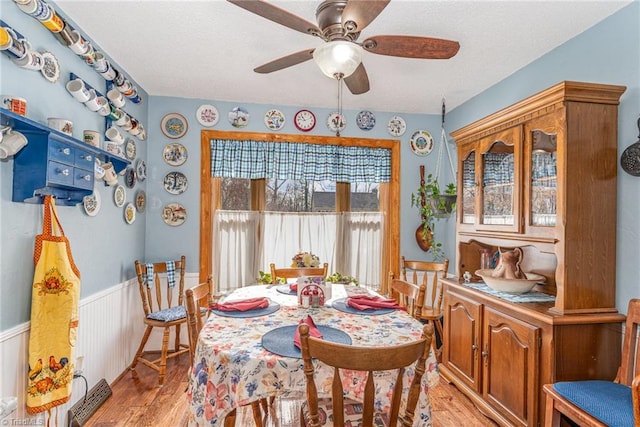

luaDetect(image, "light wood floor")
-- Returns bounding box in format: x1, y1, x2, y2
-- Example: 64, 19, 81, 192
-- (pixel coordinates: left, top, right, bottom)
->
86, 353, 497, 426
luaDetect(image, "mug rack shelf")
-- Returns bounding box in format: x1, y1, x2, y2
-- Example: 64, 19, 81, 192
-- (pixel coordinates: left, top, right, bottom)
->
1, 108, 130, 205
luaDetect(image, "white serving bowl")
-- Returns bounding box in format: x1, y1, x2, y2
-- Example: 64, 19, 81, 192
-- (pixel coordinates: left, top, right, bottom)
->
475, 269, 545, 294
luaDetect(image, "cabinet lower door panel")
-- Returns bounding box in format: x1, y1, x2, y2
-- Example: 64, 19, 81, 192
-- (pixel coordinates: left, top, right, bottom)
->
482, 307, 539, 427
444, 292, 482, 393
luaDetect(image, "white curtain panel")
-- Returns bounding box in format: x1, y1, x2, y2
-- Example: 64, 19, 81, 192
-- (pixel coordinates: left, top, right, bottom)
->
213, 211, 383, 291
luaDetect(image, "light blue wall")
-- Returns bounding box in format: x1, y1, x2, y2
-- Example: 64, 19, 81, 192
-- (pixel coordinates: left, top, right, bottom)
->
447, 1, 640, 312
1, 0, 638, 330
144, 97, 450, 270
0, 0, 149, 330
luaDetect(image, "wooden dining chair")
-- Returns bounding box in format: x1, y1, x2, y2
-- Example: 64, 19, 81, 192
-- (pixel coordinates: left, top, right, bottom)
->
131, 256, 189, 386
184, 275, 215, 367
270, 262, 328, 284
299, 323, 434, 427
542, 298, 640, 427
185, 276, 267, 427
389, 277, 426, 321
401, 256, 449, 361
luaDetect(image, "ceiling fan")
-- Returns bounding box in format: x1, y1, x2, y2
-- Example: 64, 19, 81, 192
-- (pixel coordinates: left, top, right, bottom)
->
227, 0, 460, 95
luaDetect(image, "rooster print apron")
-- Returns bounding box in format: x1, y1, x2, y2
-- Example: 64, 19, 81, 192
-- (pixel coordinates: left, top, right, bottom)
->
27, 196, 80, 414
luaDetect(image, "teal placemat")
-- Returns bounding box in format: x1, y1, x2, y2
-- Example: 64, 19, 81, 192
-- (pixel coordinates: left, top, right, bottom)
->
465, 282, 556, 303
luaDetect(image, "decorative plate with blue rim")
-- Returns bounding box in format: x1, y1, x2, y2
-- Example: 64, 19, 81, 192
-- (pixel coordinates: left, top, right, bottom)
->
261, 324, 351, 358
356, 110, 376, 131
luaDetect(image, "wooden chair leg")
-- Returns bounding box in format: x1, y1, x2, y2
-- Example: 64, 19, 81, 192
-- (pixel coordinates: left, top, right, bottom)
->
158, 326, 171, 386
174, 323, 182, 352
130, 325, 153, 370
224, 409, 237, 427
251, 401, 263, 427
544, 393, 561, 427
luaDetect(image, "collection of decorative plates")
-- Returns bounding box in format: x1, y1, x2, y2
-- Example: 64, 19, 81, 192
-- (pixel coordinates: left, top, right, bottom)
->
174, 103, 421, 140
160, 114, 190, 226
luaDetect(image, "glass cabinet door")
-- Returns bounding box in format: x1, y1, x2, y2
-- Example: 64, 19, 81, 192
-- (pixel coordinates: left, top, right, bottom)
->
478, 126, 522, 232
461, 150, 476, 225
530, 130, 557, 227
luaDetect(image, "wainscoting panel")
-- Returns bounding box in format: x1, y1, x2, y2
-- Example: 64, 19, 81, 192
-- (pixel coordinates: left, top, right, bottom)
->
0, 274, 198, 425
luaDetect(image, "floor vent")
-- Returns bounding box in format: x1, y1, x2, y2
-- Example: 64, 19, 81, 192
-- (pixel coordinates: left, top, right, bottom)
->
68, 378, 112, 427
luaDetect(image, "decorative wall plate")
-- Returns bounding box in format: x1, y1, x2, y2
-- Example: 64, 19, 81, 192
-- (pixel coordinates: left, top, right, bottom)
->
264, 108, 286, 131
326, 112, 346, 133
161, 113, 188, 139
135, 190, 146, 213
113, 184, 126, 207
163, 142, 188, 166
228, 106, 250, 128
124, 202, 136, 224
162, 203, 187, 226
136, 159, 147, 181
124, 138, 136, 160
124, 167, 137, 188
40, 51, 60, 83
387, 115, 407, 137
356, 110, 376, 131
163, 171, 188, 195
83, 190, 101, 216
196, 104, 219, 127
410, 130, 434, 156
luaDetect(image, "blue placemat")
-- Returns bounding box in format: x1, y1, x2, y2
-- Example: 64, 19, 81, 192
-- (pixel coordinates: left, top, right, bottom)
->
465, 282, 556, 303
261, 325, 352, 358
275, 285, 297, 295
212, 300, 281, 318
332, 298, 396, 315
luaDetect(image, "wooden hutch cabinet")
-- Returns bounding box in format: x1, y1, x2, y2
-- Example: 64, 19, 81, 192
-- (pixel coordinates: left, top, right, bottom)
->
439, 81, 627, 426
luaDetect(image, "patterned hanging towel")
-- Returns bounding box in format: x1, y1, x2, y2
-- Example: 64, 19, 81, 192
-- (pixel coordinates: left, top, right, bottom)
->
27, 196, 81, 414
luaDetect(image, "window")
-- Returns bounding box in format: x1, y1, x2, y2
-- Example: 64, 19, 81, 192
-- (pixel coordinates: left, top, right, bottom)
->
199, 130, 400, 294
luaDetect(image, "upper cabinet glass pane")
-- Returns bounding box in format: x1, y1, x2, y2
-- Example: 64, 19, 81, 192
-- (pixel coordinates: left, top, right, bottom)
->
482, 141, 514, 225
461, 151, 475, 224
530, 130, 557, 226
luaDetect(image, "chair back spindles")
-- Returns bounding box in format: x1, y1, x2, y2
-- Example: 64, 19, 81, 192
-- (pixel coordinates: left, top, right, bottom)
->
269, 262, 328, 284
300, 323, 434, 427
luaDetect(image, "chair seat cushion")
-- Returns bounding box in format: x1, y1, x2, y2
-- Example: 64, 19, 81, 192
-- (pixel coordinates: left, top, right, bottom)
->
302, 397, 389, 426
146, 305, 186, 322
553, 380, 634, 427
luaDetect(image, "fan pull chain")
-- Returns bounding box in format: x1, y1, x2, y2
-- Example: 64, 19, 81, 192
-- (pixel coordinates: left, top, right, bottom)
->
336, 75, 344, 137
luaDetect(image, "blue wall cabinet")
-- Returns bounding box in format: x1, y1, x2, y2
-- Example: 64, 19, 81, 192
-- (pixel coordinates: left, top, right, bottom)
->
1, 109, 130, 205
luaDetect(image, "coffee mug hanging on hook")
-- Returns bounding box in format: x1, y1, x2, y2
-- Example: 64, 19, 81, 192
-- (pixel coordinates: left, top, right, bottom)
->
620, 116, 640, 176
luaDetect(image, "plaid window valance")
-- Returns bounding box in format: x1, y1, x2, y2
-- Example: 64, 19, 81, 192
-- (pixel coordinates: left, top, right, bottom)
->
210, 139, 391, 183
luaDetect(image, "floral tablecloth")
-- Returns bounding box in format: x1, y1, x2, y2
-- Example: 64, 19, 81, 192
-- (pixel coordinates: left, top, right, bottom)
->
186, 285, 439, 426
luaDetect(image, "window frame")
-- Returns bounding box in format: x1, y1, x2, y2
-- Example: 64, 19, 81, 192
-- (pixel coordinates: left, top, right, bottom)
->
199, 130, 401, 294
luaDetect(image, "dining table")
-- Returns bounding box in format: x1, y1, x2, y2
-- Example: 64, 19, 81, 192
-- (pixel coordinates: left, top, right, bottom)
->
186, 283, 440, 426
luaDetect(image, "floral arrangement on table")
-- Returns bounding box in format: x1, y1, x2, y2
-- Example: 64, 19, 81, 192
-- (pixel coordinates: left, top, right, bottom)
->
326, 272, 359, 286
291, 251, 320, 268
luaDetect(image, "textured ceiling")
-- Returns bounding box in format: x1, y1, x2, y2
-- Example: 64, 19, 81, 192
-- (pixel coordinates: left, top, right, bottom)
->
54, 0, 631, 114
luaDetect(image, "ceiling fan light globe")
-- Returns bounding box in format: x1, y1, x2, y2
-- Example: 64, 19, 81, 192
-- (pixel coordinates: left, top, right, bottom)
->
313, 40, 364, 79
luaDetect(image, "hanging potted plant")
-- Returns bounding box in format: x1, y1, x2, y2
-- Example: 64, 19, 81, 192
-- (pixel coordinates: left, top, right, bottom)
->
411, 165, 456, 259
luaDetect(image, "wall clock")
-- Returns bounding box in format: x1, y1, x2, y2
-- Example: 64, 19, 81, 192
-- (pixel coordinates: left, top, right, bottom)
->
294, 109, 316, 132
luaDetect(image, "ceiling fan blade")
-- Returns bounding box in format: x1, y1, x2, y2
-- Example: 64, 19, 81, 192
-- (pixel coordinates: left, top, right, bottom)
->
344, 63, 370, 95
227, 0, 321, 37
253, 49, 315, 73
362, 35, 460, 59
341, 0, 390, 34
